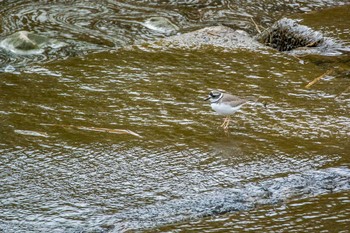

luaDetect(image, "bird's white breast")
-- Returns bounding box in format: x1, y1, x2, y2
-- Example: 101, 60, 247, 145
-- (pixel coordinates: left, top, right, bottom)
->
211, 102, 242, 115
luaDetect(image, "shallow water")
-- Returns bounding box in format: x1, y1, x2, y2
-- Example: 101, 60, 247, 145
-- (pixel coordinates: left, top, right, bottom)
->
1, 1, 350, 232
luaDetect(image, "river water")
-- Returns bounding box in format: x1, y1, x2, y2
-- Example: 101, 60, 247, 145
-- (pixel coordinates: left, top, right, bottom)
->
1, 1, 350, 232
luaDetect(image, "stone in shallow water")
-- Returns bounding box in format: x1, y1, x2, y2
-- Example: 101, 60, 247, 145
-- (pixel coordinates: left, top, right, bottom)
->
143, 17, 179, 34
255, 18, 342, 54
0, 31, 64, 55
155, 26, 264, 50
256, 18, 324, 51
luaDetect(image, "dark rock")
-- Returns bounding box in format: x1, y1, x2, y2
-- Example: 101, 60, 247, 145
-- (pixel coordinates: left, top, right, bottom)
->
256, 18, 327, 52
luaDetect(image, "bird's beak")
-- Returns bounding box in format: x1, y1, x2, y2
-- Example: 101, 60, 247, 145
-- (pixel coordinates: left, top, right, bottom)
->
204, 96, 211, 101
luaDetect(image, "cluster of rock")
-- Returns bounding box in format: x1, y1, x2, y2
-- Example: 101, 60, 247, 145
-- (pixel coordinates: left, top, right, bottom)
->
0, 17, 345, 57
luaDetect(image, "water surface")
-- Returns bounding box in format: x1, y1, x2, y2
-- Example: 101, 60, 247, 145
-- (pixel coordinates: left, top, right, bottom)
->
1, 1, 350, 232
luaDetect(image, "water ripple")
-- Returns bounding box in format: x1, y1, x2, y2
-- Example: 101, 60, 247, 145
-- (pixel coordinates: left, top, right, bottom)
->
1, 1, 350, 233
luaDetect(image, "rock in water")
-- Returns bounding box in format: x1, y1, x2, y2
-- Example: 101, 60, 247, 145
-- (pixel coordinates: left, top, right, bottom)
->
0, 31, 51, 54
143, 17, 179, 34
158, 26, 263, 50
256, 18, 325, 52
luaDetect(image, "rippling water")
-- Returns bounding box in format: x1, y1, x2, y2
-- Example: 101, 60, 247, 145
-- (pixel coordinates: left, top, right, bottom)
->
1, 1, 350, 232
1, 0, 349, 69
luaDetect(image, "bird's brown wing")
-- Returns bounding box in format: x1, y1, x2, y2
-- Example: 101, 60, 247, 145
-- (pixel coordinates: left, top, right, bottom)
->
220, 94, 254, 106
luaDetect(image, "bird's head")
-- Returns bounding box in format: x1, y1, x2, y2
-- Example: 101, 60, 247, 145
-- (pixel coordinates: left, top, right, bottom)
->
204, 90, 223, 102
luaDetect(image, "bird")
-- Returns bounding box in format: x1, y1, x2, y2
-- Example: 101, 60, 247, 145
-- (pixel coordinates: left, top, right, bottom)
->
204, 90, 258, 130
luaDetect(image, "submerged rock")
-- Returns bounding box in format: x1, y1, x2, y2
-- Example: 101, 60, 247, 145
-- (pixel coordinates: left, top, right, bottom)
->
143, 17, 179, 34
0, 31, 64, 55
105, 167, 350, 232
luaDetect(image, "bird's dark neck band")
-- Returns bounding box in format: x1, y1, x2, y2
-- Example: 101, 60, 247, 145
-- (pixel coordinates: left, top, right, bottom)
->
212, 93, 223, 103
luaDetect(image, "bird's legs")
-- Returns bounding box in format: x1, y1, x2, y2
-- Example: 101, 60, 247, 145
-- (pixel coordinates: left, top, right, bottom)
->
221, 116, 231, 130
224, 116, 231, 129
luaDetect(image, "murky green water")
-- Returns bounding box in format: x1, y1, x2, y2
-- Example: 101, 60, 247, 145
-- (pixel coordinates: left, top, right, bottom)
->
1, 1, 350, 232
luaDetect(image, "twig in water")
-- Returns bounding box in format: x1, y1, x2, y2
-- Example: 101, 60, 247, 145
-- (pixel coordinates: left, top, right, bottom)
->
41, 124, 142, 138
250, 17, 262, 34
75, 126, 142, 138
305, 69, 333, 88
305, 41, 316, 47
291, 54, 305, 64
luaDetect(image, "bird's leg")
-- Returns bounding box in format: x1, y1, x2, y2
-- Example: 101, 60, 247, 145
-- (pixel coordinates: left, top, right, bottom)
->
221, 116, 229, 128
